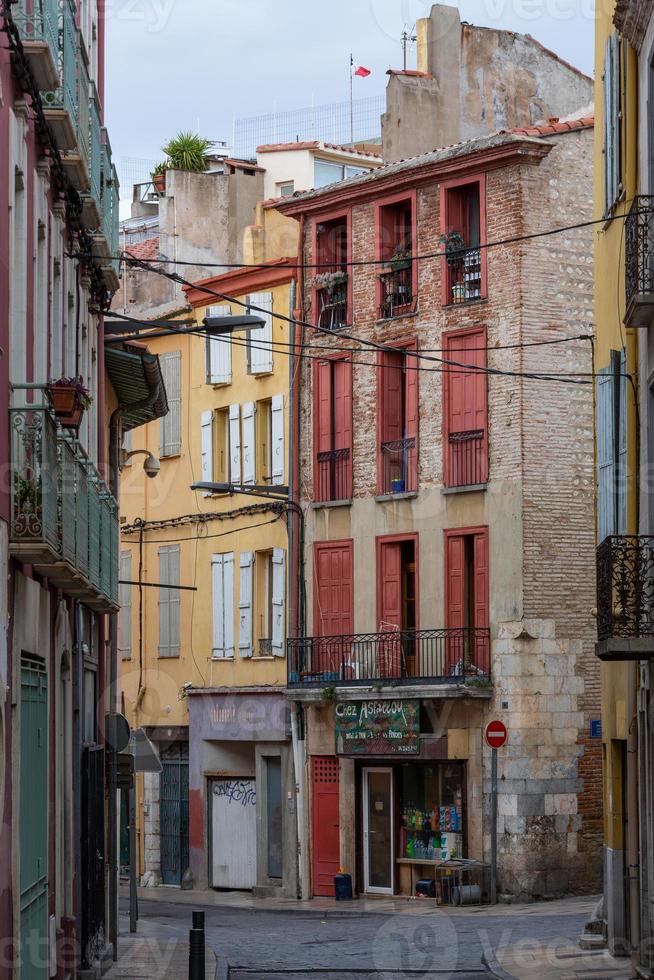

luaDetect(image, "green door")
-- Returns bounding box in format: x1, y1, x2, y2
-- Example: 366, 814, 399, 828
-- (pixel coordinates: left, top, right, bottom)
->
20, 655, 49, 980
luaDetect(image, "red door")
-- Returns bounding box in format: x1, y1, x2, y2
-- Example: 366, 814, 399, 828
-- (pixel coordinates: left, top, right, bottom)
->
377, 539, 403, 678
312, 756, 340, 897
314, 541, 353, 675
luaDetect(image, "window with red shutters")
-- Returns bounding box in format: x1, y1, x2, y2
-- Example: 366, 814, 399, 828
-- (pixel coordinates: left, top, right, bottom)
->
376, 193, 417, 319
443, 326, 488, 487
313, 357, 353, 502
444, 527, 490, 676
377, 343, 419, 495
314, 215, 350, 331
440, 175, 487, 306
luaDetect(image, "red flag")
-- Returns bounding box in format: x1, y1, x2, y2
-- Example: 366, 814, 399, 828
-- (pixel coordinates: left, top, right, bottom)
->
354, 65, 371, 77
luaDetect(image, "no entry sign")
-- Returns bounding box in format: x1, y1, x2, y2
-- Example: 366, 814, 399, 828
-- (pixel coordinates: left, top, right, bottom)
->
485, 720, 508, 749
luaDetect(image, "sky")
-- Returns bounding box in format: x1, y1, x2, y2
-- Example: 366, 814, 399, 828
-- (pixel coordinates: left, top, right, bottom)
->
106, 0, 596, 197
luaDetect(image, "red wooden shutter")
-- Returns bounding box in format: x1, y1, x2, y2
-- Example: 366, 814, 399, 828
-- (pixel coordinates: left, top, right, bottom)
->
378, 540, 402, 628
314, 542, 353, 674
404, 345, 419, 488
333, 358, 353, 496
445, 532, 465, 674
314, 360, 333, 499
473, 529, 490, 673
444, 329, 487, 486
381, 352, 403, 443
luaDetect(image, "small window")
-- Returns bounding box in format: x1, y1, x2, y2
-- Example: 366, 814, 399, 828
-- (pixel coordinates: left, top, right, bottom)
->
277, 181, 295, 197
314, 160, 344, 188
255, 551, 275, 657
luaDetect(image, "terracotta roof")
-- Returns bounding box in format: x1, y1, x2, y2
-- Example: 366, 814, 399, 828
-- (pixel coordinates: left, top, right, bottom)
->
257, 140, 382, 160
386, 69, 434, 79
123, 237, 160, 262
224, 157, 265, 173
508, 115, 594, 137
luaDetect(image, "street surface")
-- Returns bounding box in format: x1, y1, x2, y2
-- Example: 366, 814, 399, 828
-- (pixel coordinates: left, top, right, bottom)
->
117, 894, 600, 979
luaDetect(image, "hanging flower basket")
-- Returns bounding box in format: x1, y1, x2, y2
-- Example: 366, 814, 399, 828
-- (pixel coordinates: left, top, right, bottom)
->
47, 377, 92, 430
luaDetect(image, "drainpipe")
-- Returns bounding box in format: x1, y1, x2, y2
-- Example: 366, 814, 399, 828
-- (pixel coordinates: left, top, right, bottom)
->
107, 379, 161, 956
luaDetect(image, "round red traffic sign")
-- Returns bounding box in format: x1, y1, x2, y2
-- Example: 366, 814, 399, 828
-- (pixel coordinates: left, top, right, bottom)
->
485, 720, 508, 749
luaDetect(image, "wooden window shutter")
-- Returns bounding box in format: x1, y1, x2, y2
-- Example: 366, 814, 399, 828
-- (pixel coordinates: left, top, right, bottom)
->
404, 346, 419, 488
200, 409, 213, 484
118, 551, 132, 659
159, 350, 182, 456
212, 552, 235, 658
445, 534, 465, 630
229, 404, 241, 484
378, 540, 402, 629
238, 552, 253, 657
333, 358, 353, 496
247, 291, 273, 374
314, 360, 333, 499
271, 548, 286, 657
206, 304, 232, 384
242, 401, 256, 485
618, 349, 627, 535
271, 395, 284, 485
473, 531, 489, 631
158, 545, 180, 657
597, 367, 615, 542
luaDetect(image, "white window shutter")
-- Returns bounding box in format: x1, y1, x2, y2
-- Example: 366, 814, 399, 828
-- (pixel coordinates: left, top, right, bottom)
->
271, 548, 286, 657
247, 291, 273, 374
271, 394, 284, 485
200, 410, 213, 484
160, 351, 182, 456
224, 553, 235, 657
242, 401, 256, 485
118, 551, 132, 659
212, 554, 225, 658
229, 404, 241, 484
206, 305, 232, 384
238, 552, 253, 658
158, 545, 180, 657
212, 552, 235, 659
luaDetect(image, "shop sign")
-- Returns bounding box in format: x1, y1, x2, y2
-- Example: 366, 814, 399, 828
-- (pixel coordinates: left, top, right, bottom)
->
335, 700, 420, 755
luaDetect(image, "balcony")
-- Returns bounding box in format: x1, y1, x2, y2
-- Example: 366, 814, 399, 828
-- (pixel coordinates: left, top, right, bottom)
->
379, 267, 414, 319
445, 247, 482, 305
316, 448, 351, 503
446, 429, 486, 489
13, 0, 60, 90
61, 55, 89, 190
80, 84, 102, 229
380, 436, 417, 495
10, 407, 118, 612
596, 535, 654, 660
94, 130, 120, 291
316, 278, 348, 331
287, 627, 491, 688
625, 196, 654, 328
42, 0, 78, 150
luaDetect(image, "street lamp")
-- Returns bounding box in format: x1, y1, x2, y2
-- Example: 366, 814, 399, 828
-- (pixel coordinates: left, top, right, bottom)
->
190, 480, 288, 499
202, 314, 266, 335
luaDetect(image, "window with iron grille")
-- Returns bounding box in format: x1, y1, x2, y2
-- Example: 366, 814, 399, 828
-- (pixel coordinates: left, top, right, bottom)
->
313, 357, 352, 502
440, 177, 486, 306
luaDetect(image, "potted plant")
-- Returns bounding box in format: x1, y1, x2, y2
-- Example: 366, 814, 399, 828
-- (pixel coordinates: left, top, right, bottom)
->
314, 270, 348, 297
440, 231, 466, 303
151, 161, 167, 194
47, 376, 92, 430
162, 131, 213, 173
390, 244, 412, 274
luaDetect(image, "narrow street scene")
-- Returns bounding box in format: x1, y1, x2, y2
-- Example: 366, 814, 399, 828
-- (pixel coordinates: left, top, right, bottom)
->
1, 0, 653, 978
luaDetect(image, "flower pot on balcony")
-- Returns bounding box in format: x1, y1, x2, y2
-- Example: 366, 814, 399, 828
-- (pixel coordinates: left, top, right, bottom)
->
452, 282, 466, 304
152, 171, 166, 194
60, 404, 85, 431
391, 477, 406, 494
49, 385, 78, 416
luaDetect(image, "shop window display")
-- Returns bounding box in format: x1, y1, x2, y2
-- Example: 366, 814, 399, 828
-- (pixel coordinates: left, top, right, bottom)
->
400, 763, 464, 861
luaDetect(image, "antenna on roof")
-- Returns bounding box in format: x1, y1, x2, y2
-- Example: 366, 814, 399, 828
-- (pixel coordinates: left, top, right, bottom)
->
401, 26, 417, 71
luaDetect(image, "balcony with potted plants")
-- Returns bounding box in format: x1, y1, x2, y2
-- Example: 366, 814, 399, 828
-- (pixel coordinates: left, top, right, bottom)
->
379, 246, 415, 319
9, 401, 118, 612
441, 232, 482, 305
315, 270, 349, 331
41, 0, 78, 151
12, 0, 60, 90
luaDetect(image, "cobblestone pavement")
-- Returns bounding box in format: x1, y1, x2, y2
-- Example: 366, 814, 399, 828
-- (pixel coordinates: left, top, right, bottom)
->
114, 893, 631, 979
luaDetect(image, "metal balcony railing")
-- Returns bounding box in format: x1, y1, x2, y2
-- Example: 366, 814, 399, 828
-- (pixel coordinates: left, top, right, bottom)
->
625, 196, 654, 327
88, 84, 102, 207
42, 0, 78, 128
100, 130, 120, 278
287, 627, 491, 686
10, 407, 119, 610
447, 429, 486, 487
379, 266, 414, 318
13, 0, 59, 64
316, 448, 351, 502
77, 57, 90, 170
597, 535, 654, 642
380, 436, 417, 494
317, 281, 348, 330
446, 247, 482, 304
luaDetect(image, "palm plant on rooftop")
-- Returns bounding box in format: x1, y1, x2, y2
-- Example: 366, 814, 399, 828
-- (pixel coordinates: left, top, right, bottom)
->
162, 132, 213, 173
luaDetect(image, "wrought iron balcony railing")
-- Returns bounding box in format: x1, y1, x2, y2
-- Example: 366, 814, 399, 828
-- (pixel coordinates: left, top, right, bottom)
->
317, 281, 348, 331
316, 448, 351, 502
446, 247, 482, 304
288, 627, 491, 687
380, 436, 417, 494
379, 266, 414, 318
13, 0, 59, 90
597, 536, 654, 652
10, 407, 118, 612
625, 196, 654, 327
41, 0, 78, 144
447, 429, 486, 487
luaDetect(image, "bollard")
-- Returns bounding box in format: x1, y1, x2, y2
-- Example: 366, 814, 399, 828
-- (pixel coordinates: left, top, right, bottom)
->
188, 909, 205, 980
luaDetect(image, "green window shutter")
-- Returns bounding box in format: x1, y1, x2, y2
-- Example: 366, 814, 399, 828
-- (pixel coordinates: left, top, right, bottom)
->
597, 366, 615, 543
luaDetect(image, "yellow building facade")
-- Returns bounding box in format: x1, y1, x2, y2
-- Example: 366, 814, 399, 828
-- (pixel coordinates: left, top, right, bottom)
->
119, 257, 299, 895
593, 1, 643, 962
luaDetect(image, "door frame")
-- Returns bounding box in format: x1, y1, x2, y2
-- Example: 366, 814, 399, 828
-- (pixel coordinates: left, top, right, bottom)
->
375, 532, 420, 630
362, 766, 394, 895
